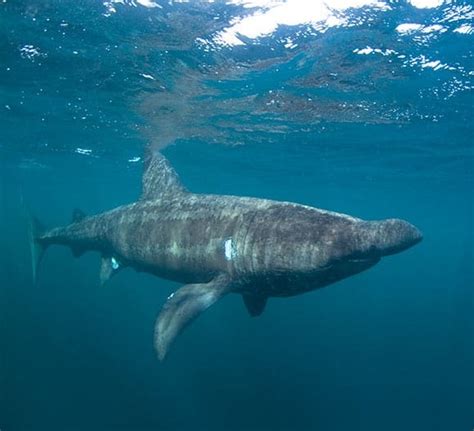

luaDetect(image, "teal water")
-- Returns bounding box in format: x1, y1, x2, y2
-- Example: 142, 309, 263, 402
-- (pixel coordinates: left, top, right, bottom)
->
1, 1, 473, 430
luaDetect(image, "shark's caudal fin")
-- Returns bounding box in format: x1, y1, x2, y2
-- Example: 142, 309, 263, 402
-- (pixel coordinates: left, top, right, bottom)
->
154, 274, 231, 361
27, 215, 47, 285
141, 150, 188, 201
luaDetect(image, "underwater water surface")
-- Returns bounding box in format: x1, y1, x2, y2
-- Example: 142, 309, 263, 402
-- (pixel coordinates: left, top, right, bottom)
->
0, 1, 473, 430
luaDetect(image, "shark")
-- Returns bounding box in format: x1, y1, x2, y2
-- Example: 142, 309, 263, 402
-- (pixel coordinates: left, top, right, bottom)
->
32, 150, 422, 360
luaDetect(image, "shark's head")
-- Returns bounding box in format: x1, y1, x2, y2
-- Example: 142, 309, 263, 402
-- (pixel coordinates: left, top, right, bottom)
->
314, 218, 423, 282
351, 218, 423, 259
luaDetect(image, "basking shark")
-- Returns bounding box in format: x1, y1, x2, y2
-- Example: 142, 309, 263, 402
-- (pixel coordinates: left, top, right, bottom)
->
33, 151, 422, 360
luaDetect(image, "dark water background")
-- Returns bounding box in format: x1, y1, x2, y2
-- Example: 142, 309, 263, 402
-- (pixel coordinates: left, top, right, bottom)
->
1, 1, 473, 430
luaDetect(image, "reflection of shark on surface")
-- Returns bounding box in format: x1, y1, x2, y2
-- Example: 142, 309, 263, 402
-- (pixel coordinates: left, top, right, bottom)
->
31, 150, 422, 360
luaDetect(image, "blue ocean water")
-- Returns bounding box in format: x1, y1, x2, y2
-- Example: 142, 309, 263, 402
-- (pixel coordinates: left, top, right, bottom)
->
1, 1, 473, 430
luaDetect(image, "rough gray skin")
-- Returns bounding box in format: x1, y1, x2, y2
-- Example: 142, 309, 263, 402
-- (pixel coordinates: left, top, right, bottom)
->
36, 152, 422, 360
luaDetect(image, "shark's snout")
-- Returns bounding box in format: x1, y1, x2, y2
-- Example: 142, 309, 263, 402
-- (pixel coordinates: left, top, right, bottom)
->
366, 218, 423, 257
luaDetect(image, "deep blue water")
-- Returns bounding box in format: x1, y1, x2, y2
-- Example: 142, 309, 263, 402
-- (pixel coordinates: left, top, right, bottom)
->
1, 1, 473, 430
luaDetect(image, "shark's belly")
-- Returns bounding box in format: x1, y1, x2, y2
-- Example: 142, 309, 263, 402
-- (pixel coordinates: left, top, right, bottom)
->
241, 255, 381, 298
238, 272, 322, 297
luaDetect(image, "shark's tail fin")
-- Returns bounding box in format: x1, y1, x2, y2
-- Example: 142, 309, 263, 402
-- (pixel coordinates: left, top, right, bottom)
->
27, 214, 47, 285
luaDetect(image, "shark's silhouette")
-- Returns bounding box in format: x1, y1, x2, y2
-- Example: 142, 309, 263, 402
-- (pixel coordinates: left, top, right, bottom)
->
32, 151, 422, 360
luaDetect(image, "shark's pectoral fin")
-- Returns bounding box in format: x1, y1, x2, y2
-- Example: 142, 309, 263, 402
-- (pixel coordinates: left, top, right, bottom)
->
154, 274, 231, 360
242, 293, 267, 317
141, 150, 188, 201
99, 256, 122, 286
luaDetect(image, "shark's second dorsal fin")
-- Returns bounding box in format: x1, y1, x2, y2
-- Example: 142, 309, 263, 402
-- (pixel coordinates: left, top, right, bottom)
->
72, 208, 87, 223
141, 150, 187, 201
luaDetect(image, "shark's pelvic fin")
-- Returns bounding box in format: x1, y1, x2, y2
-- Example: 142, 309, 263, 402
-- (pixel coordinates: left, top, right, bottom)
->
100, 256, 122, 286
242, 293, 268, 317
141, 150, 188, 201
154, 274, 231, 361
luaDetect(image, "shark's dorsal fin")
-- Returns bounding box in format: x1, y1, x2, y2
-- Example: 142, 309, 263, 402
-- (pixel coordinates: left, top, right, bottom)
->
141, 150, 187, 201
72, 208, 87, 223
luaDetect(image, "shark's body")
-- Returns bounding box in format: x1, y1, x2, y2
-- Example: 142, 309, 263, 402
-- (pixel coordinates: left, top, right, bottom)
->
35, 151, 422, 359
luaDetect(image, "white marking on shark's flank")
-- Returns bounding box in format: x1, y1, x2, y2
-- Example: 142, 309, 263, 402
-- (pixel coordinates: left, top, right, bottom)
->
111, 257, 119, 270
224, 239, 233, 261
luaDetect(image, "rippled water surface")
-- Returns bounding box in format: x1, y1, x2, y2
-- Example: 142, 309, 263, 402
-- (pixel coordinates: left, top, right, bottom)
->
1, 1, 473, 430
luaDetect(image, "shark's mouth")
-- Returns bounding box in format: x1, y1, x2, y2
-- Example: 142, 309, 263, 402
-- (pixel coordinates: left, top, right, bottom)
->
347, 256, 381, 265
320, 256, 380, 273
